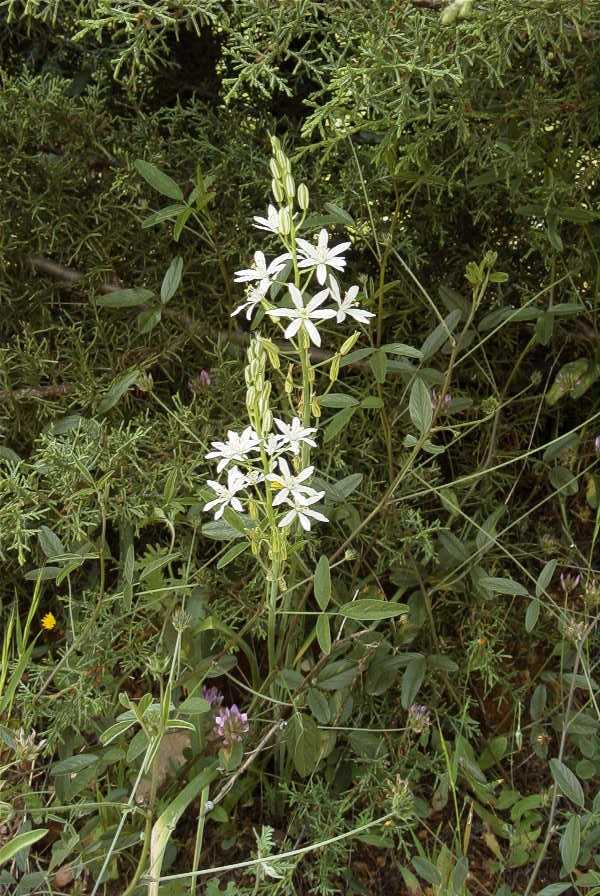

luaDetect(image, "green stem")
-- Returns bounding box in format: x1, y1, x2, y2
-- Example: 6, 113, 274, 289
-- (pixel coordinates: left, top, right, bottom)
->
190, 786, 210, 896
267, 560, 280, 675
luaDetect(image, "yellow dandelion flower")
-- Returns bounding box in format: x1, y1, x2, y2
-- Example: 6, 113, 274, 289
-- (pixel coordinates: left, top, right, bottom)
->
41, 612, 56, 631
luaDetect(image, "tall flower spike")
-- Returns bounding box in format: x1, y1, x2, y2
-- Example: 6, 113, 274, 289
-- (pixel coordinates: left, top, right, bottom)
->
329, 277, 374, 325
297, 228, 351, 285
203, 467, 248, 519
205, 427, 261, 473
268, 284, 336, 347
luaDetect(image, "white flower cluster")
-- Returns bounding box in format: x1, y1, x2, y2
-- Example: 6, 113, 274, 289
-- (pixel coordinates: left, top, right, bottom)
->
203, 418, 327, 531
232, 226, 374, 345
203, 153, 374, 535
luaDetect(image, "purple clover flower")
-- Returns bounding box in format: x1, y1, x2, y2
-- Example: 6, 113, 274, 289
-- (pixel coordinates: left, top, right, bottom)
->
407, 704, 432, 734
199, 369, 211, 388
213, 704, 249, 746
560, 572, 581, 594
202, 685, 224, 709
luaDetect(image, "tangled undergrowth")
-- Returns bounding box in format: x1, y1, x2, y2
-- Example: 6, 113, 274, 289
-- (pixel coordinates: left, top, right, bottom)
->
1, 2, 600, 894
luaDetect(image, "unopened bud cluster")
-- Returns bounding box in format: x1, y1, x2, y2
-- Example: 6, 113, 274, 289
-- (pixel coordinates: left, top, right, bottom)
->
245, 339, 272, 437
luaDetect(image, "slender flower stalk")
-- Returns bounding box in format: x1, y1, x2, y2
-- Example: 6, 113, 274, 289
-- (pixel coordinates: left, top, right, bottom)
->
202, 135, 375, 676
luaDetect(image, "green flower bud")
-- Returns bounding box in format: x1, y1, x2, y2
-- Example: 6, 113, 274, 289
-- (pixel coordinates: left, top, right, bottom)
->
284, 173, 295, 198
272, 178, 285, 204
311, 397, 321, 418
297, 183, 309, 210
279, 206, 291, 235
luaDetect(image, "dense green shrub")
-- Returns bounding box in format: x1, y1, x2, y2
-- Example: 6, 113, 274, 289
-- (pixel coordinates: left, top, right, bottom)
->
1, 2, 600, 893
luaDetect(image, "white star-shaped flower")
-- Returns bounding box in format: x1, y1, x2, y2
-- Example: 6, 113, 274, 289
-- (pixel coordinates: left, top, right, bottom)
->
233, 250, 290, 293
329, 278, 374, 325
205, 427, 260, 473
203, 467, 248, 520
278, 492, 328, 531
231, 283, 268, 321
266, 458, 316, 505
273, 417, 317, 456
297, 229, 351, 285
253, 204, 294, 235
264, 433, 283, 456
268, 284, 336, 347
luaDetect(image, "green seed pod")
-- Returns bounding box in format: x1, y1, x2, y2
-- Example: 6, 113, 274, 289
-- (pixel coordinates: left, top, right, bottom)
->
340, 331, 360, 355
329, 353, 341, 382
261, 338, 280, 370
284, 364, 294, 394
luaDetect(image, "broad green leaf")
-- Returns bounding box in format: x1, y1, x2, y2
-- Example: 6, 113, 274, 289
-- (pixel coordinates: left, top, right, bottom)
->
420, 309, 461, 360
324, 406, 357, 442
550, 465, 579, 496
201, 520, 244, 542
525, 597, 540, 632
381, 342, 422, 359
323, 201, 354, 226
401, 655, 426, 708
51, 754, 98, 775
409, 378, 433, 433
135, 159, 183, 201
161, 256, 183, 304
307, 688, 330, 724
479, 576, 528, 596
536, 559, 557, 597
314, 555, 331, 610
97, 368, 142, 415
330, 473, 363, 500
96, 287, 154, 308
550, 759, 585, 808
318, 393, 358, 409
142, 203, 188, 228
360, 395, 384, 409
530, 684, 547, 721
316, 613, 331, 655
338, 599, 408, 621
369, 348, 387, 384
137, 308, 161, 334
293, 714, 323, 778
178, 697, 211, 715
99, 719, 136, 745
451, 857, 469, 894
537, 885, 573, 896
217, 541, 249, 568
317, 659, 357, 691
412, 856, 442, 886
0, 830, 48, 866
38, 525, 64, 559
560, 814, 580, 873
